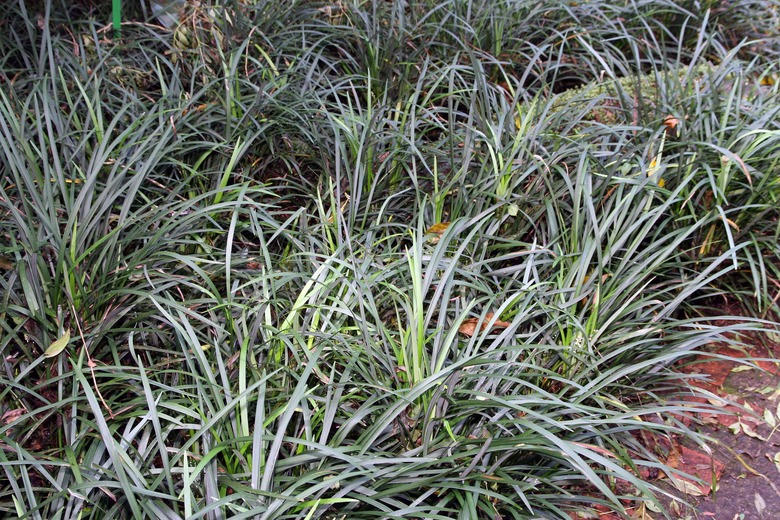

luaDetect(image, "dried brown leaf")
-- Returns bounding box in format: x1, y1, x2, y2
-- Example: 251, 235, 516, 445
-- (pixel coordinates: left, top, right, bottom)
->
458, 318, 479, 337
663, 115, 680, 138
755, 492, 766, 515
0, 256, 13, 270
458, 312, 511, 337
1, 408, 26, 425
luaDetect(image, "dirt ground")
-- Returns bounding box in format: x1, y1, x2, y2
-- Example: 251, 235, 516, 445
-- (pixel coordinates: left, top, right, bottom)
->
571, 321, 780, 520
665, 334, 780, 520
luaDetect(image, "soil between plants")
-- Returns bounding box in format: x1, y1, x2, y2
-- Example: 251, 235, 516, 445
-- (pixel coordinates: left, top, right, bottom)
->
658, 330, 780, 519
572, 321, 780, 520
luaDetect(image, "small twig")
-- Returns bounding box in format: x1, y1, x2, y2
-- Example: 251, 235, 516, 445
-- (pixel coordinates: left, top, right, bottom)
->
734, 452, 780, 498
759, 277, 780, 320
70, 302, 115, 419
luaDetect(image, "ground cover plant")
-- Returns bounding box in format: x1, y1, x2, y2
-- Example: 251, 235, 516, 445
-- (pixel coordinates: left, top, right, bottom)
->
1, 0, 779, 518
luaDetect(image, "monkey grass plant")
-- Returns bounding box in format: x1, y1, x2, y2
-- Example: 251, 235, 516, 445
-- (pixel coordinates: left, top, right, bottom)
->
1, 0, 779, 518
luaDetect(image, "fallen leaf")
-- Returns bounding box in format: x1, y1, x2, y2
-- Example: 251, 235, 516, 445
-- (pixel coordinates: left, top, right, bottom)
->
741, 422, 766, 441
44, 330, 71, 358
700, 416, 721, 426
754, 492, 766, 516
764, 409, 777, 428
630, 501, 653, 520
486, 313, 511, 328
668, 476, 707, 496
458, 319, 479, 337
0, 256, 13, 270
663, 115, 679, 130
1, 408, 26, 425
771, 452, 780, 474
688, 357, 737, 387
458, 312, 511, 337
426, 222, 450, 243
663, 115, 680, 137
731, 365, 754, 373
665, 446, 725, 496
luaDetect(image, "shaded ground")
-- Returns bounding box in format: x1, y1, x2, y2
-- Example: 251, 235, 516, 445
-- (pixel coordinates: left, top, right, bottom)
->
572, 322, 780, 520
667, 335, 780, 519
607, 317, 780, 520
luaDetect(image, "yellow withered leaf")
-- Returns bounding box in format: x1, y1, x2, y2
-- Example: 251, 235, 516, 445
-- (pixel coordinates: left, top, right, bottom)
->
44, 330, 71, 358
426, 222, 450, 235
426, 222, 451, 244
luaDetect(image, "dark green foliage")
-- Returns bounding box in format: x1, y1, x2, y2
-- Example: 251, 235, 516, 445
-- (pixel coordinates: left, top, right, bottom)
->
1, 1, 779, 518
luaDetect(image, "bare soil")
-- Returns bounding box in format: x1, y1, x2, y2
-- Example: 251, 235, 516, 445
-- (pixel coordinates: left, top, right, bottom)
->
667, 337, 780, 519
569, 320, 780, 520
